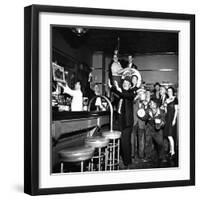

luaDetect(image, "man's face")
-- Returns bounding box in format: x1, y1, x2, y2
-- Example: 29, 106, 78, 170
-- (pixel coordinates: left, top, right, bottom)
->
167, 88, 173, 97
139, 92, 146, 101
160, 87, 166, 95
128, 55, 133, 63
122, 80, 131, 90
155, 85, 160, 91
113, 55, 118, 62
75, 82, 81, 90
94, 85, 100, 94
146, 91, 151, 100
132, 76, 138, 85
150, 100, 157, 110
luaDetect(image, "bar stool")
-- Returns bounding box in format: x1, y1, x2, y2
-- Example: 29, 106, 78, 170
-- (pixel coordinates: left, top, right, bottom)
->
88, 96, 121, 170
102, 130, 121, 170
85, 136, 109, 171
59, 146, 95, 173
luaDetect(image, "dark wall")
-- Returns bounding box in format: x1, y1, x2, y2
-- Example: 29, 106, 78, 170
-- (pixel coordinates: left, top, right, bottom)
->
52, 29, 92, 67
52, 29, 93, 94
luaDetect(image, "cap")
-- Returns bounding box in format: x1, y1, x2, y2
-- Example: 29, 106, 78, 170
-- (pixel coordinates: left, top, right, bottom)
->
137, 88, 146, 94
123, 76, 132, 86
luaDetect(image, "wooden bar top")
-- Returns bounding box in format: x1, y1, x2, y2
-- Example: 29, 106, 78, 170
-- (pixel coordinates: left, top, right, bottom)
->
52, 110, 110, 140
52, 110, 109, 121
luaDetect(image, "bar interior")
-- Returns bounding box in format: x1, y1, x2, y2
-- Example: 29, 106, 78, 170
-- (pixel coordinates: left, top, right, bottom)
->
51, 27, 179, 173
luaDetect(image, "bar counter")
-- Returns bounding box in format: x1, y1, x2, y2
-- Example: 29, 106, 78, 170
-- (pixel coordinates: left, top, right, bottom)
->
51, 110, 110, 172
52, 110, 110, 140
52, 110, 109, 121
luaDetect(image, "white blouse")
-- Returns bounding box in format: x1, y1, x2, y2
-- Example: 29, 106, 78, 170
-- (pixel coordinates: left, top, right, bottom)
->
111, 61, 122, 76
64, 86, 83, 111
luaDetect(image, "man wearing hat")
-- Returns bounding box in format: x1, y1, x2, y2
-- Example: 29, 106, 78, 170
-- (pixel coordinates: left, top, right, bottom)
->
132, 88, 148, 160
145, 99, 166, 163
111, 77, 137, 168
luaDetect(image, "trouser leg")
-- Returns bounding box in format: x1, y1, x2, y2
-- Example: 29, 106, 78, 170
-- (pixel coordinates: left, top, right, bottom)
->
121, 126, 132, 166
152, 130, 165, 159
138, 128, 145, 158
131, 125, 137, 158
145, 126, 153, 159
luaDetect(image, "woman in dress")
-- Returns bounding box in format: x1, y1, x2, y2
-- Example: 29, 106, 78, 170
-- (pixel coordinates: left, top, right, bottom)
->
164, 87, 178, 157
151, 82, 161, 106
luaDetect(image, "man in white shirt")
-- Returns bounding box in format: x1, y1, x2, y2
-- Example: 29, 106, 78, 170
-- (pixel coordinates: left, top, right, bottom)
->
58, 81, 83, 111
111, 54, 123, 76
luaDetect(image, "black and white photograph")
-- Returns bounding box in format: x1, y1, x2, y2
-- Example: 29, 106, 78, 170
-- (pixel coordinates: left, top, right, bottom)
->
51, 26, 179, 173
1, 0, 199, 198
24, 5, 195, 195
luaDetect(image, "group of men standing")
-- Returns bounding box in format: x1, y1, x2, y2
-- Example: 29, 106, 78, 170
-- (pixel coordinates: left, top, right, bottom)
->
109, 53, 178, 169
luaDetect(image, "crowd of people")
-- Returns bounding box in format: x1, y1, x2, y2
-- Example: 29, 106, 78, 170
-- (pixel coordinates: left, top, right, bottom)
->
109, 52, 179, 169
54, 51, 179, 169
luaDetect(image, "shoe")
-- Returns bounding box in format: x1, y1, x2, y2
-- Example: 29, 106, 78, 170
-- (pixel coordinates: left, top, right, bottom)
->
140, 158, 149, 162
168, 152, 175, 160
170, 154, 176, 160
127, 164, 133, 169
132, 158, 139, 163
161, 158, 168, 163
168, 150, 175, 156
120, 164, 129, 170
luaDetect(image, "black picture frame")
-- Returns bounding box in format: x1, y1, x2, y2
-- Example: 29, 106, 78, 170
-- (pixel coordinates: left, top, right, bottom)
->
52, 62, 66, 83
24, 4, 195, 195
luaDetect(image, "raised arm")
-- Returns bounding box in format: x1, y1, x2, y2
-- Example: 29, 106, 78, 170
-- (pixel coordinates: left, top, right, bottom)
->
58, 82, 76, 97
172, 99, 178, 126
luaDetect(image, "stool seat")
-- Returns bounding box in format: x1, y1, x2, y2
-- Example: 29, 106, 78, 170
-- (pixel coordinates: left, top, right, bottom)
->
102, 130, 121, 140
59, 146, 95, 162
85, 136, 109, 148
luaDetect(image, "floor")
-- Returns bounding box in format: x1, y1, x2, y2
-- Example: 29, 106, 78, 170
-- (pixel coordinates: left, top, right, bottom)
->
119, 153, 178, 170
54, 141, 178, 173
54, 153, 178, 173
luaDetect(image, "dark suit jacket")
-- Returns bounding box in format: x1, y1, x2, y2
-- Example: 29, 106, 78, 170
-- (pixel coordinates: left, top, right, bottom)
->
128, 62, 138, 70
112, 87, 136, 129
147, 108, 166, 129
